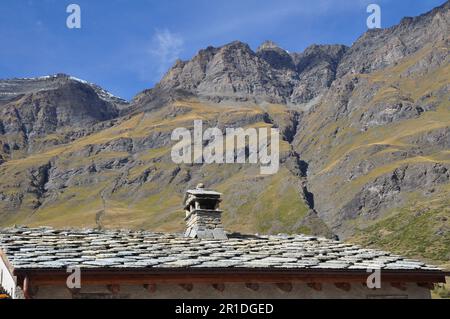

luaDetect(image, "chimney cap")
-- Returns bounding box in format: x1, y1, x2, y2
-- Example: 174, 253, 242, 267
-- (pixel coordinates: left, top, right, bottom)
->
183, 184, 222, 206
183, 184, 227, 240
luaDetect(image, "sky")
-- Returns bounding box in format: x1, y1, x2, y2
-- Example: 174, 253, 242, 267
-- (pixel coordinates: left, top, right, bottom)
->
0, 0, 446, 100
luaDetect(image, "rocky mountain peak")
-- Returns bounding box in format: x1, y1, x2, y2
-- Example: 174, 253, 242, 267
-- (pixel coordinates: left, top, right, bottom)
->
292, 44, 348, 71
0, 75, 126, 155
139, 39, 350, 108
256, 40, 283, 52
0, 74, 127, 107
336, 0, 449, 77
256, 41, 295, 70
222, 40, 253, 51
134, 1, 448, 111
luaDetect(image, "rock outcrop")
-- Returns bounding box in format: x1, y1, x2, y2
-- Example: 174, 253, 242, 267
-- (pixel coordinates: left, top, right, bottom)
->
133, 40, 348, 109
0, 74, 127, 157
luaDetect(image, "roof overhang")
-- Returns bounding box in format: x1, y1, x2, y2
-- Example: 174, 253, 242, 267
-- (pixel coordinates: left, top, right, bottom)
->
0, 250, 18, 298
12, 268, 448, 286
0, 249, 15, 276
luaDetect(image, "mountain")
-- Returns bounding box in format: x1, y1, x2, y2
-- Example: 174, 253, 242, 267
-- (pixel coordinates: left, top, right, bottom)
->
336, 2, 449, 77
0, 74, 127, 160
132, 40, 347, 112
0, 2, 448, 266
292, 1, 449, 264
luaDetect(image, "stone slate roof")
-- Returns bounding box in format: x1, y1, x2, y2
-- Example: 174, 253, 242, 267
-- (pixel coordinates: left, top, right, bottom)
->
186, 189, 221, 196
0, 227, 442, 271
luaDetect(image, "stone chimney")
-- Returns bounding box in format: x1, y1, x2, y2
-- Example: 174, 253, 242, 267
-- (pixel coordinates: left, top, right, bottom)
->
183, 183, 227, 240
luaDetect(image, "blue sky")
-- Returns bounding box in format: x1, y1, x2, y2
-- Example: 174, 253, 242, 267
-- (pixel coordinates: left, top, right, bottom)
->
0, 0, 446, 100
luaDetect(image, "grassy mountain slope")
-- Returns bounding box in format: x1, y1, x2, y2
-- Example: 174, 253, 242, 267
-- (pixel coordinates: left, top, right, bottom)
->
293, 39, 450, 264
0, 100, 331, 238
0, 2, 448, 268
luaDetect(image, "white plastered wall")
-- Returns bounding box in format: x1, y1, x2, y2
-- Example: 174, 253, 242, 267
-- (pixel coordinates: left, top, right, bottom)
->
0, 256, 17, 298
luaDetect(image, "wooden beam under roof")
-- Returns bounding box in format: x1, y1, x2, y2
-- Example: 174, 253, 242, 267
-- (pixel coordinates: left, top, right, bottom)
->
13, 269, 447, 287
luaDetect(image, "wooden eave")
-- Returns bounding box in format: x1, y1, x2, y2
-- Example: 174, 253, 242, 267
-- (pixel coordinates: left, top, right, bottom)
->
0, 249, 16, 278
12, 267, 448, 287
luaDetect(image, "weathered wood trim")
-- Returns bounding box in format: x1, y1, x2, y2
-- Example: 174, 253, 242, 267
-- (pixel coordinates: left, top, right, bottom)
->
179, 283, 194, 292
391, 282, 407, 291
335, 282, 351, 291
12, 268, 447, 287
143, 284, 157, 293
276, 283, 293, 292
245, 283, 259, 291
307, 282, 322, 291
212, 283, 225, 292
23, 276, 31, 299
107, 284, 120, 295
0, 250, 15, 278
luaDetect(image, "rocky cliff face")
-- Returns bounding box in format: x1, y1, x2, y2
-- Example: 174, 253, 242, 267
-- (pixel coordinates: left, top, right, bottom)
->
0, 74, 126, 158
134, 40, 347, 108
289, 1, 450, 261
0, 2, 448, 263
337, 1, 449, 77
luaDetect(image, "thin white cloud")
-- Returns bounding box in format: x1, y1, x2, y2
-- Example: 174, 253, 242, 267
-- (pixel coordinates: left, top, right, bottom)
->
149, 29, 184, 79
192, 0, 370, 39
